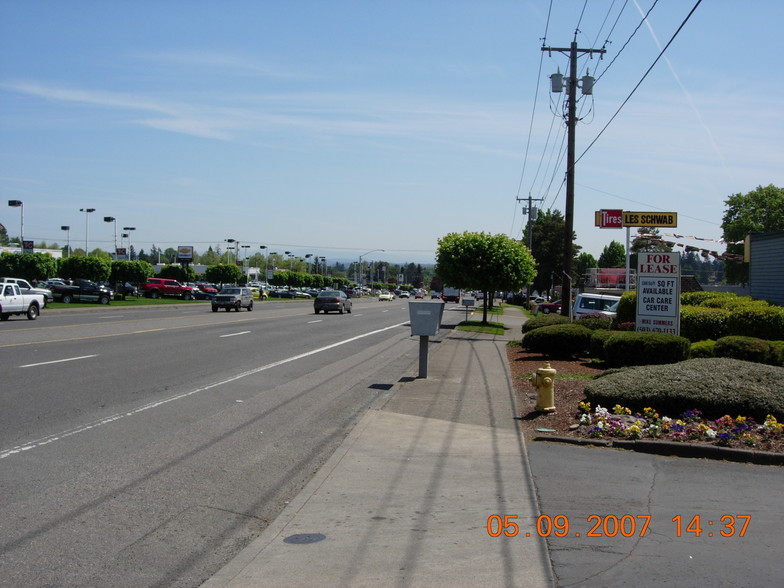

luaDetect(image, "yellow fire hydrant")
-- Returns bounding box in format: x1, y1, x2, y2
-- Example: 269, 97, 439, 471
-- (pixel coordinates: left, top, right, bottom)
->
531, 362, 557, 413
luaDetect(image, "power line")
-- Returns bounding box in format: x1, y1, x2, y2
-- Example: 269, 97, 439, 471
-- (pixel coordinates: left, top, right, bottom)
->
575, 0, 702, 167
595, 0, 660, 83
511, 0, 554, 237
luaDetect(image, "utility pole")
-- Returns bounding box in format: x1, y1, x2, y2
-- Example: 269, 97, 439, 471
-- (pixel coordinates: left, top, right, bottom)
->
517, 193, 544, 251
543, 39, 604, 315
517, 193, 544, 299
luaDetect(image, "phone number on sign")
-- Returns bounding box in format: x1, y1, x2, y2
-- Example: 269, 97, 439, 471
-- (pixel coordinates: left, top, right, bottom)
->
487, 514, 751, 538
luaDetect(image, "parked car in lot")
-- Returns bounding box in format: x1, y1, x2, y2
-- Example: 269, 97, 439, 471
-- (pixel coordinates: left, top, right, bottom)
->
212, 287, 254, 312
378, 290, 395, 301
190, 286, 214, 300
141, 278, 194, 300
398, 291, 410, 299
313, 290, 352, 314
196, 283, 218, 296
0, 277, 53, 306
535, 300, 562, 315
572, 293, 620, 319
50, 279, 113, 304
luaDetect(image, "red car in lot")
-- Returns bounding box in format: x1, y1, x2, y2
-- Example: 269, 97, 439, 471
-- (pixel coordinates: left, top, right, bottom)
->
535, 300, 562, 315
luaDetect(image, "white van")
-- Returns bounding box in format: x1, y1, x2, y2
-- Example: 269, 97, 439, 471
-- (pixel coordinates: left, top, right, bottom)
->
572, 293, 621, 320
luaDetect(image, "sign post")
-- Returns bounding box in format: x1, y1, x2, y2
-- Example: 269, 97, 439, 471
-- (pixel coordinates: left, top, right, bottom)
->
635, 252, 681, 335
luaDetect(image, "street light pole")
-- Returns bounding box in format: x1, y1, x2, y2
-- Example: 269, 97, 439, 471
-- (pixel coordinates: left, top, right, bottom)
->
80, 208, 95, 255
358, 249, 384, 286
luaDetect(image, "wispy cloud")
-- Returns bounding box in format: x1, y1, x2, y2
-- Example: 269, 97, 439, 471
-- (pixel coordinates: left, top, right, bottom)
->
1, 79, 530, 149
130, 49, 309, 80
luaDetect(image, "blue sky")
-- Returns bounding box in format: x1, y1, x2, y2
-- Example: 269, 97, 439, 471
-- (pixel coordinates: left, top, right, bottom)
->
1, 0, 782, 266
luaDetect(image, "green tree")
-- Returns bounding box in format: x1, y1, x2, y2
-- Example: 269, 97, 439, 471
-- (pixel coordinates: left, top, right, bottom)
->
576, 252, 597, 278
158, 264, 195, 282
598, 241, 626, 268
0, 223, 9, 246
436, 231, 536, 323
0, 252, 58, 282
522, 209, 580, 296
206, 263, 243, 285
109, 260, 154, 298
722, 184, 784, 284
60, 256, 111, 282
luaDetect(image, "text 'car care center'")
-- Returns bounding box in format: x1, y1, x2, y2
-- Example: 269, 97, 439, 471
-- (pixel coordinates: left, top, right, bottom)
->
636, 252, 681, 335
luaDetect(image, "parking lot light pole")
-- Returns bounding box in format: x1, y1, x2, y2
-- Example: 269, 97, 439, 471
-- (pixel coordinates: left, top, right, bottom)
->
225, 238, 236, 265
123, 227, 135, 260
259, 246, 268, 284
103, 216, 117, 259
61, 226, 71, 258
241, 245, 250, 279
7, 200, 23, 251
80, 208, 95, 255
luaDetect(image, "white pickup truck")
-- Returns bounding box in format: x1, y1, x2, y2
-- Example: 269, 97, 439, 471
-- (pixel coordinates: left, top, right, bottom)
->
0, 282, 44, 321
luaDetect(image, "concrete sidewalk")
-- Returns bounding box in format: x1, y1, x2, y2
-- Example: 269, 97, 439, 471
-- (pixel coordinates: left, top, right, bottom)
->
202, 306, 553, 587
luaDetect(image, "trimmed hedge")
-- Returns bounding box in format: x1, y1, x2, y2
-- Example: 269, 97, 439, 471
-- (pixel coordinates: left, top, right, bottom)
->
575, 314, 613, 330
584, 358, 784, 420
680, 306, 729, 342
616, 292, 782, 343
615, 291, 636, 324
726, 306, 784, 341
689, 339, 716, 358
588, 329, 614, 360
522, 324, 592, 358
603, 331, 690, 367
521, 314, 570, 333
715, 336, 782, 366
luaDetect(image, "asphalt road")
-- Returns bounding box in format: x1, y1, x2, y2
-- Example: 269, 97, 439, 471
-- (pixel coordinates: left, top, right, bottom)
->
0, 298, 456, 588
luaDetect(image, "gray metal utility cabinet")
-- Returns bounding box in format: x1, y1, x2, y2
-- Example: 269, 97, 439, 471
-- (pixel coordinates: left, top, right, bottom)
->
408, 300, 445, 336
408, 300, 445, 377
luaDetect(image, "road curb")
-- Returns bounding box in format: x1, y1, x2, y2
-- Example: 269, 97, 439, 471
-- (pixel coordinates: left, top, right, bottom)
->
532, 435, 784, 466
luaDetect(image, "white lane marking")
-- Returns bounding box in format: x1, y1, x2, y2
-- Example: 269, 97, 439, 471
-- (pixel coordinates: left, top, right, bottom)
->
307, 320, 323, 324
98, 315, 124, 319
220, 331, 251, 338
1, 321, 408, 460
20, 355, 98, 368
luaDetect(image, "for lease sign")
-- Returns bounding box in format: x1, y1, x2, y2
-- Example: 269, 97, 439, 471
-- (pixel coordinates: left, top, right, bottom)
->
636, 252, 681, 335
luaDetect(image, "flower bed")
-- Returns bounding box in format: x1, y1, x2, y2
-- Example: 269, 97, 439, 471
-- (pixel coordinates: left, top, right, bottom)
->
578, 404, 783, 451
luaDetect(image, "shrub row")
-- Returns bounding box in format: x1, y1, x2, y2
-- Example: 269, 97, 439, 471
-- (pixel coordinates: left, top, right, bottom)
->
600, 291, 784, 342
521, 324, 592, 358
689, 336, 784, 366
584, 358, 784, 421
521, 314, 570, 333
522, 325, 690, 367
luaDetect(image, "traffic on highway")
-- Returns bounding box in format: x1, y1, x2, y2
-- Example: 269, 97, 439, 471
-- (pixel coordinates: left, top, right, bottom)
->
0, 297, 461, 587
